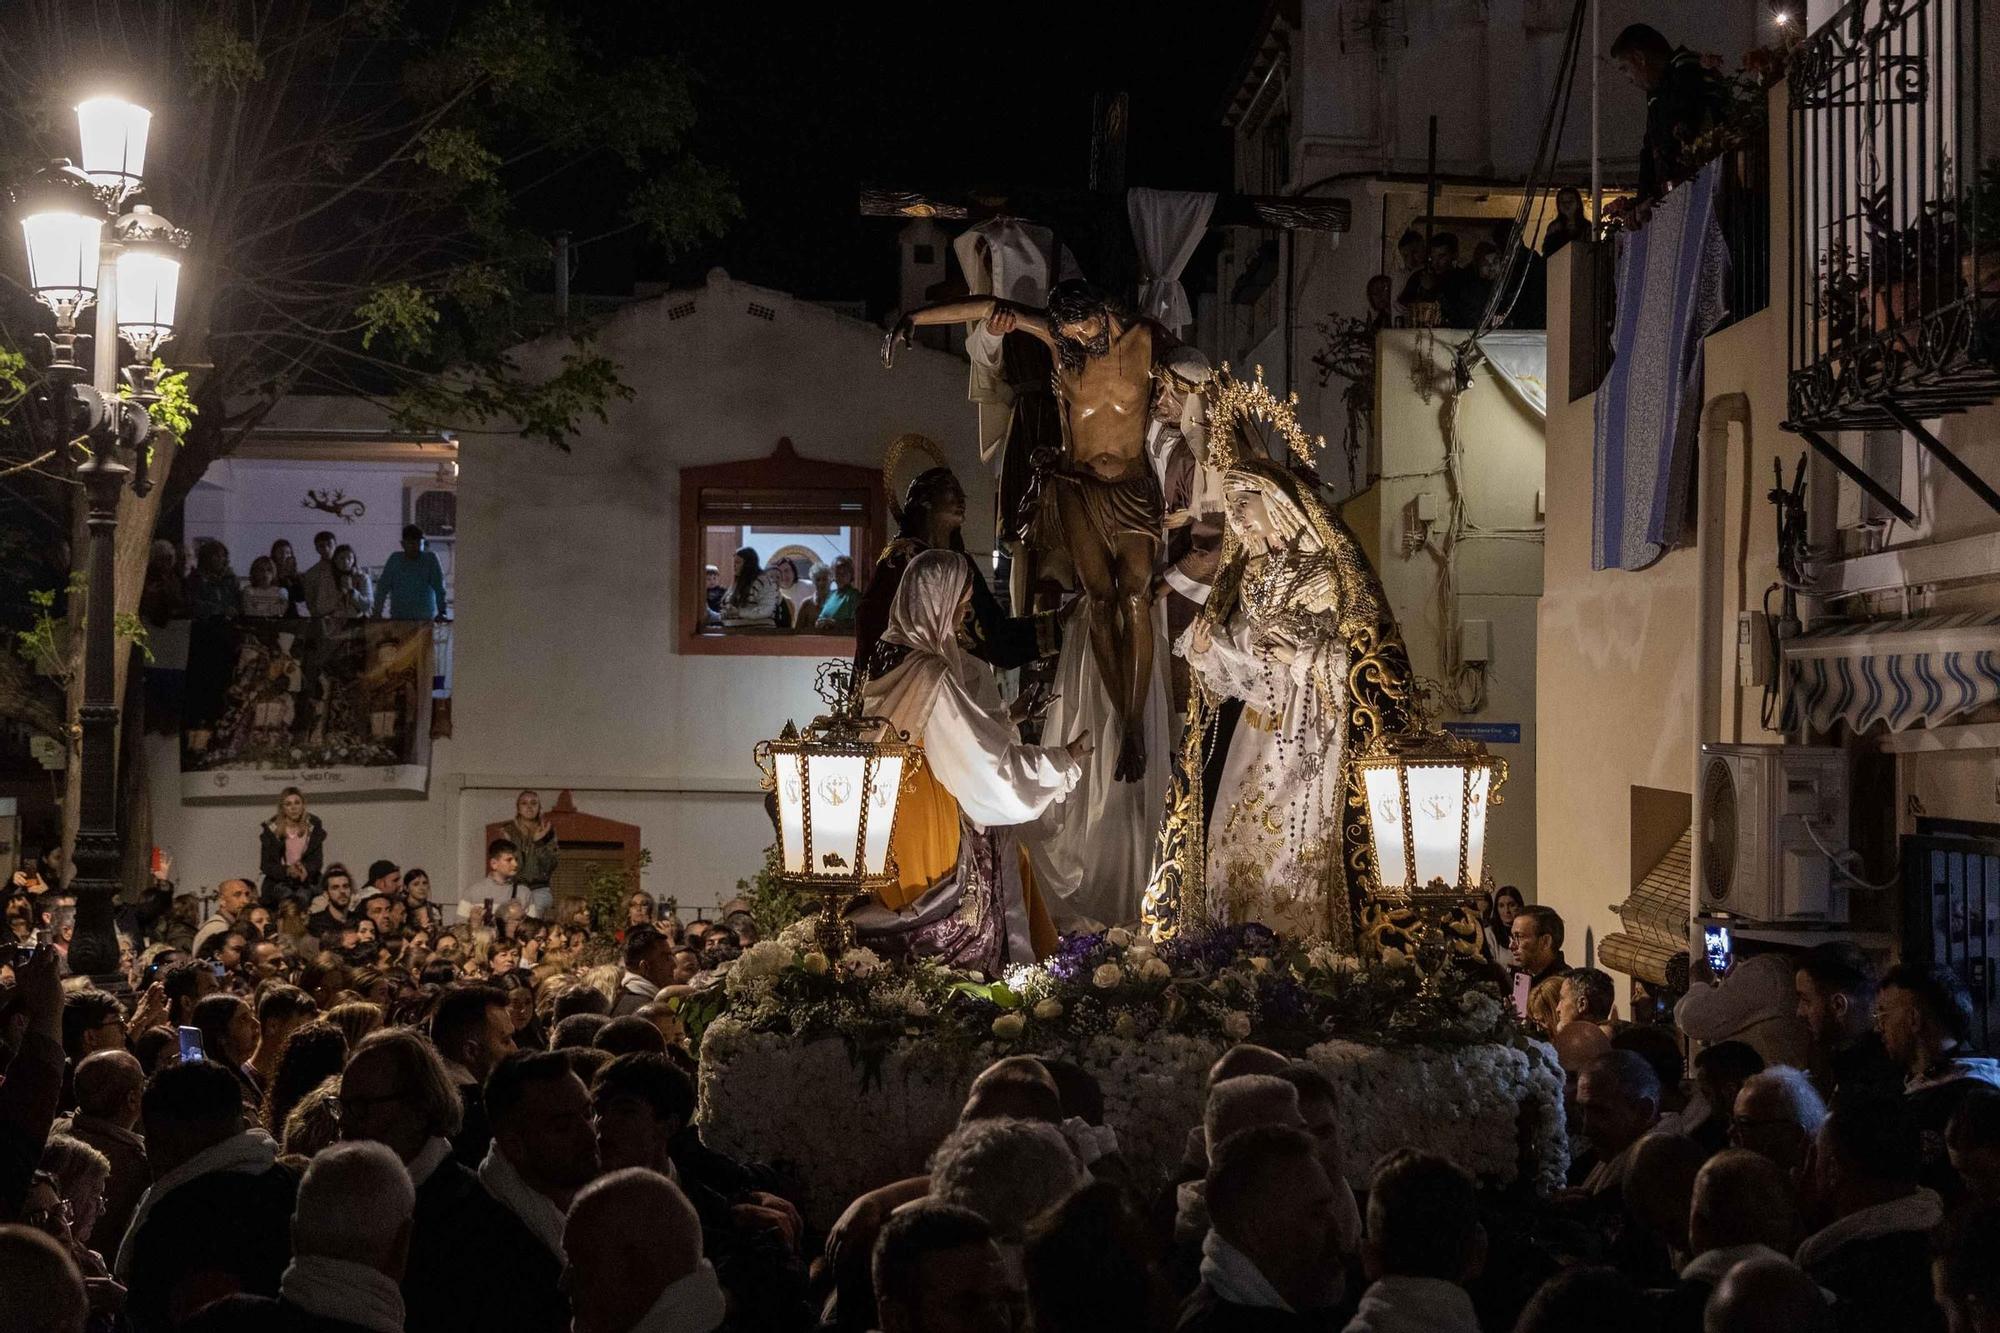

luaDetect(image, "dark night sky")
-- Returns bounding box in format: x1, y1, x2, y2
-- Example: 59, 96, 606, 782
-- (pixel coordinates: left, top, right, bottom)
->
561, 2, 1271, 314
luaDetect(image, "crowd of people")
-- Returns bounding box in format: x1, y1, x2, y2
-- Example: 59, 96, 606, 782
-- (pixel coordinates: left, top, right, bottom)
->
142, 525, 451, 627
706, 550, 860, 633
4, 833, 1999, 1333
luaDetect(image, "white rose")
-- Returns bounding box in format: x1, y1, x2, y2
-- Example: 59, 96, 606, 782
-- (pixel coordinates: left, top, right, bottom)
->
840, 947, 882, 978
1106, 927, 1134, 948
1140, 957, 1171, 981
992, 1012, 1026, 1040
1092, 963, 1124, 990
1222, 1010, 1252, 1039
801, 951, 829, 975
1033, 998, 1065, 1021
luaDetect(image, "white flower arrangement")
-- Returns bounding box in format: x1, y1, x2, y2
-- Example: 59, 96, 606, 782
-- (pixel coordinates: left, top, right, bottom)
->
688, 925, 1571, 1226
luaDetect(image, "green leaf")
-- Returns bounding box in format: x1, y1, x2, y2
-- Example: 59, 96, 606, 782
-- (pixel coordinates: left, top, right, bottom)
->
356, 283, 441, 354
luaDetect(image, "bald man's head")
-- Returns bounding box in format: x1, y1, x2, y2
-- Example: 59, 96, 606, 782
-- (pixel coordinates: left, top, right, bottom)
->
1691, 1150, 1800, 1257
563, 1169, 704, 1333
1624, 1133, 1706, 1256
1704, 1255, 1830, 1333
0, 1225, 86, 1333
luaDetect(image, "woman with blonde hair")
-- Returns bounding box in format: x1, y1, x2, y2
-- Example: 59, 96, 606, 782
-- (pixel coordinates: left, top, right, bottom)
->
257, 786, 325, 910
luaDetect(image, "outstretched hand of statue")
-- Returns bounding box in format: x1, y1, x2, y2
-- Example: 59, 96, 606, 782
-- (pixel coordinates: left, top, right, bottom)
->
985, 308, 1020, 336
1065, 731, 1095, 763
881, 314, 916, 369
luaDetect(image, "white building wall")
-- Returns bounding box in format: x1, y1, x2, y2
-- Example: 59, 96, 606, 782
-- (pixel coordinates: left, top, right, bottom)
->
149, 270, 983, 913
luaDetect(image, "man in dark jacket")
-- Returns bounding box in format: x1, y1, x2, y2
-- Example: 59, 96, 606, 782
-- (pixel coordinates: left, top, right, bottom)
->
182, 1141, 414, 1333
1179, 1125, 1346, 1331
1797, 1093, 1945, 1333
1794, 942, 1903, 1104
119, 1062, 298, 1333
871, 1203, 1022, 1333
429, 984, 516, 1168
1611, 23, 1730, 206
339, 1027, 569, 1333
1877, 962, 2000, 1196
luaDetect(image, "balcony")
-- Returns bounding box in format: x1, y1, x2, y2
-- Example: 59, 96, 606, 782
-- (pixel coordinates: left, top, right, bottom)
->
1788, 0, 2000, 431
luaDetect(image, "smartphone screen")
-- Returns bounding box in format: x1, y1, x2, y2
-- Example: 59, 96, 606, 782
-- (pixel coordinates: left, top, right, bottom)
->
1511, 971, 1532, 1018
177, 1025, 207, 1064
1703, 924, 1733, 977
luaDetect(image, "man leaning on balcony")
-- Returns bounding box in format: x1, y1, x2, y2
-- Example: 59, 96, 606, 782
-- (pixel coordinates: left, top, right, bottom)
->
1612, 23, 1730, 217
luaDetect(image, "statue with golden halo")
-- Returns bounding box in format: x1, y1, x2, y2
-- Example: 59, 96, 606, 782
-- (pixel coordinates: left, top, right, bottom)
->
1142, 369, 1418, 951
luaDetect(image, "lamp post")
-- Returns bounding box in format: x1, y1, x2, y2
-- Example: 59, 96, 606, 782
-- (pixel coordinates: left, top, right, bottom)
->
754, 663, 916, 957
13, 96, 188, 980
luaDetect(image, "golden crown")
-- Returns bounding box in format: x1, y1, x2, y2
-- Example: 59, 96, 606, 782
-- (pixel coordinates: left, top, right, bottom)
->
1205, 364, 1327, 472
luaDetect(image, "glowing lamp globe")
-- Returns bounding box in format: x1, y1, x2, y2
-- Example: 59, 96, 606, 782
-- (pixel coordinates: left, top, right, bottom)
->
75, 97, 151, 196
114, 207, 183, 358
1354, 729, 1505, 901
17, 160, 106, 327
755, 663, 917, 954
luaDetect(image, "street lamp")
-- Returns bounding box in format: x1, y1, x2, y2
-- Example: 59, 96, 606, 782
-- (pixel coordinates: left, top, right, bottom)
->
9, 98, 189, 983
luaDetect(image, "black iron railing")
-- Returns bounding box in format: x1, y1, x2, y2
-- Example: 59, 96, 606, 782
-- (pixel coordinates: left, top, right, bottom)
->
1788, 0, 2000, 430
1719, 139, 1773, 328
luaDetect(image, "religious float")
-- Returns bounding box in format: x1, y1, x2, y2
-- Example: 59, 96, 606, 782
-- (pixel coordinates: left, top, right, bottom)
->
697, 365, 1568, 1220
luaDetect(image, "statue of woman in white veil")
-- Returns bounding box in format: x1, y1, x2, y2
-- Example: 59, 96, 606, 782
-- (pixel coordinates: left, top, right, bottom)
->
1144, 370, 1418, 950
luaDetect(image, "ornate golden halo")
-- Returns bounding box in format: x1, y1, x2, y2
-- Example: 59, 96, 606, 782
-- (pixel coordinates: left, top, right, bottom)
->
881, 432, 951, 524
1205, 364, 1327, 472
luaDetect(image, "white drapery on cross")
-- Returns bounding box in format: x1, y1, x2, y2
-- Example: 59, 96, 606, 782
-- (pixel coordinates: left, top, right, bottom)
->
1127, 187, 1216, 333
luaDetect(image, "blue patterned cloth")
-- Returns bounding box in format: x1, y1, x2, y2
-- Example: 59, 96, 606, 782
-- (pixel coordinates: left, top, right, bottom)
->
1593, 161, 1731, 571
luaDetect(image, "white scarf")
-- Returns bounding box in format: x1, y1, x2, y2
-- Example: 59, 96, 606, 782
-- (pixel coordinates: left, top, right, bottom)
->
115, 1129, 277, 1279
478, 1142, 568, 1257
862, 549, 997, 737
1199, 1230, 1292, 1312
1796, 1188, 1944, 1271
1344, 1276, 1479, 1333
408, 1136, 453, 1189
626, 1261, 729, 1333
280, 1255, 406, 1333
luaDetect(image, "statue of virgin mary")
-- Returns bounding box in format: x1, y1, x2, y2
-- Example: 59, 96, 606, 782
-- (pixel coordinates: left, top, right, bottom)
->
1155, 457, 1415, 950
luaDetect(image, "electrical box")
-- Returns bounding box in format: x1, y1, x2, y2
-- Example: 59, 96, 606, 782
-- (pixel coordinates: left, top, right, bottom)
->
1416, 491, 1441, 523
1737, 610, 1772, 687
1460, 619, 1493, 664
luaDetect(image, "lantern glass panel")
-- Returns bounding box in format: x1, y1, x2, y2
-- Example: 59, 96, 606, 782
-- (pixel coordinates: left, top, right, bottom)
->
804, 752, 866, 875
1362, 765, 1409, 891
776, 751, 806, 874
116, 248, 179, 345
76, 98, 150, 191
22, 211, 102, 304
860, 754, 901, 876
1463, 766, 1491, 883
1404, 762, 1471, 889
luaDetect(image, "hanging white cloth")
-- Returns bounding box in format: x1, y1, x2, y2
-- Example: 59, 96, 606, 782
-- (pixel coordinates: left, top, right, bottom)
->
1474, 331, 1549, 420
1022, 595, 1171, 930
1127, 187, 1217, 333
954, 218, 1082, 404
861, 549, 1080, 830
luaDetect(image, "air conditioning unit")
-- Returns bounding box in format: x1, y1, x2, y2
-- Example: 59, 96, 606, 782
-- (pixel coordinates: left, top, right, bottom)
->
404, 480, 456, 542
1697, 743, 1850, 923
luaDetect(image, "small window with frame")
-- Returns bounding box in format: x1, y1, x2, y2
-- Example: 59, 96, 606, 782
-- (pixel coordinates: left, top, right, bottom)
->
679, 438, 884, 656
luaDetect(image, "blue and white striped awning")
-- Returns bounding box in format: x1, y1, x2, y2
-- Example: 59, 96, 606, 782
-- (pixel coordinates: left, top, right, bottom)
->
1785, 612, 2000, 734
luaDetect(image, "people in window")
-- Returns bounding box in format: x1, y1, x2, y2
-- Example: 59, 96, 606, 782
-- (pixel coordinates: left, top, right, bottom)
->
795, 564, 831, 633
816, 555, 860, 630
269, 539, 307, 615
185, 539, 242, 619
241, 556, 291, 619
772, 556, 812, 624
1543, 187, 1590, 256
373, 523, 449, 621
720, 546, 781, 628
329, 545, 372, 619
704, 564, 725, 624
